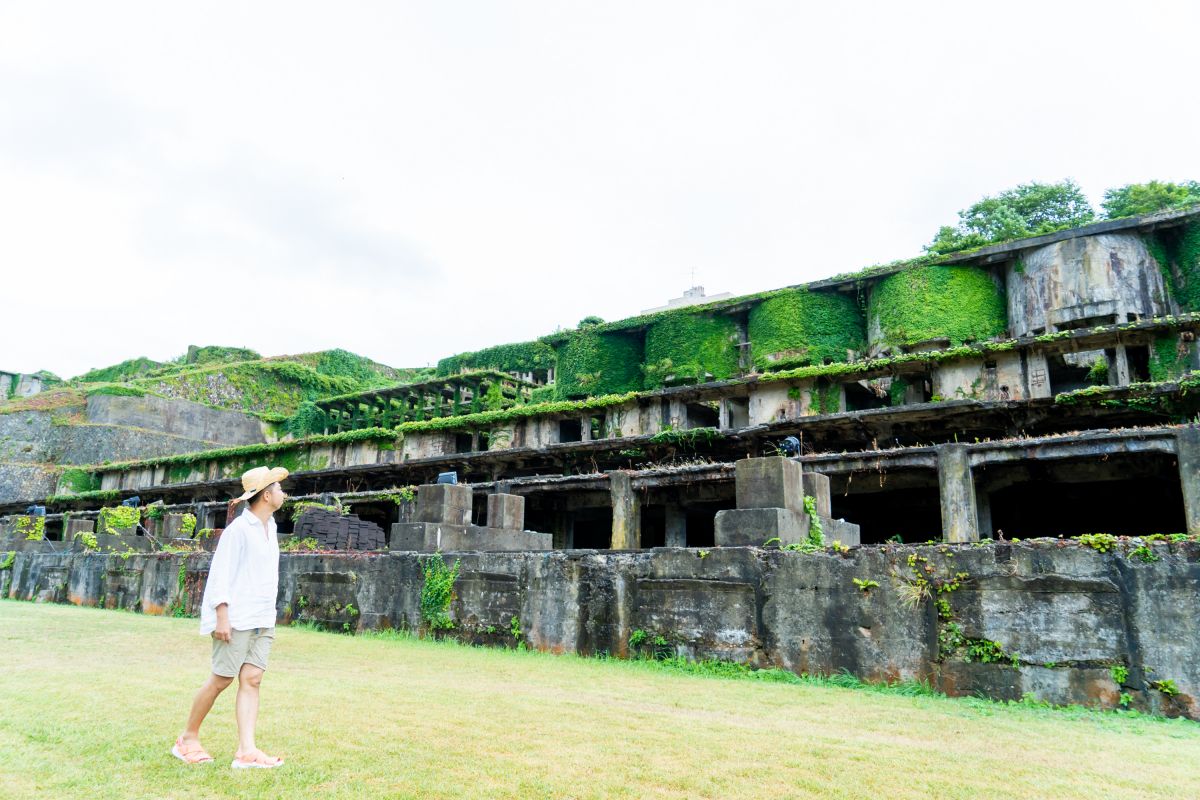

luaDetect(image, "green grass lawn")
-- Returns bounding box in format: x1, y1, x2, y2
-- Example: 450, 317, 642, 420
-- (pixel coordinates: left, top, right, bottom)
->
2, 600, 1198, 799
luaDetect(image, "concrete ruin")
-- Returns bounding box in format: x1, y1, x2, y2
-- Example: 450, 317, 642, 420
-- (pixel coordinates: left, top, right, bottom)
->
5, 206, 1200, 717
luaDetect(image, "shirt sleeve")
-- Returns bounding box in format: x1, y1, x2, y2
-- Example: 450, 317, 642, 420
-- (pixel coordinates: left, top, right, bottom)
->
203, 525, 242, 613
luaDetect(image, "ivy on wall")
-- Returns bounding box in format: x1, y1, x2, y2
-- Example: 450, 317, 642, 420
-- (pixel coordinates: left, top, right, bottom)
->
868, 266, 1007, 350
1147, 221, 1200, 313
436, 340, 556, 377
555, 331, 643, 399
748, 289, 866, 371
643, 312, 739, 388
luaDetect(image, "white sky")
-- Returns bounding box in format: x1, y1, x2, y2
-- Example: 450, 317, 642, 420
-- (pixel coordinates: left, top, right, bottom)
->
2, 1, 1199, 379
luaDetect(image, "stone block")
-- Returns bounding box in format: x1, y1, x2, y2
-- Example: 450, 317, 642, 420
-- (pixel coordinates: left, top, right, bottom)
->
802, 473, 831, 518
734, 457, 803, 512
487, 494, 525, 531
714, 508, 808, 547
415, 483, 473, 525
64, 518, 94, 539
822, 517, 861, 547
389, 522, 553, 552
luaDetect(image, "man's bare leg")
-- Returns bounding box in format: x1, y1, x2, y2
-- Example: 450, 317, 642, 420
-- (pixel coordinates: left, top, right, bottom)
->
235, 663, 268, 757
178, 673, 234, 751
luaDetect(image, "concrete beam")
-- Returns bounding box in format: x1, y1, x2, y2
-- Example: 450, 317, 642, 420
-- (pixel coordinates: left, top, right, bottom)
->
937, 444, 978, 543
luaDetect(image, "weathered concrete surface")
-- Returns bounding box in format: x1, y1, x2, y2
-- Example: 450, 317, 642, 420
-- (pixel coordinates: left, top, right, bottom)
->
7, 540, 1195, 718
609, 471, 640, 549
938, 444, 978, 543
86, 394, 268, 446
1007, 233, 1171, 337
389, 522, 553, 551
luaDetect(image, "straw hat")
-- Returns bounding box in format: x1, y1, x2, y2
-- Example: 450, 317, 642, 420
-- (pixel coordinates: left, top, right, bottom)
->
234, 465, 290, 502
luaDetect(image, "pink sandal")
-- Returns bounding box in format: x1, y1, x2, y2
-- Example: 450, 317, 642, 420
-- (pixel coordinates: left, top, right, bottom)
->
232, 749, 285, 769
171, 736, 214, 764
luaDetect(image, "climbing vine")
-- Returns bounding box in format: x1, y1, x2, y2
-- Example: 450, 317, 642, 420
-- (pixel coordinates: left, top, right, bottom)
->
419, 552, 461, 631
643, 312, 739, 388
748, 289, 865, 370
868, 266, 1007, 350
554, 330, 643, 399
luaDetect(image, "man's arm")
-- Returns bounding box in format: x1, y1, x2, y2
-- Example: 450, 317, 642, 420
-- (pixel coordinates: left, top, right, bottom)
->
204, 526, 241, 641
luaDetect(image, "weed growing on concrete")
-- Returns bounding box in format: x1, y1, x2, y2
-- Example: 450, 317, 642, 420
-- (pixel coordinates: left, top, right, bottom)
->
0, 551, 14, 570
852, 578, 879, 592
419, 552, 460, 631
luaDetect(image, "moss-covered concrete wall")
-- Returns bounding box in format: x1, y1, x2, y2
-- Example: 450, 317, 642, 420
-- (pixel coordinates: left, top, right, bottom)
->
554, 331, 643, 399
643, 313, 739, 388
748, 289, 865, 370
868, 266, 1007, 354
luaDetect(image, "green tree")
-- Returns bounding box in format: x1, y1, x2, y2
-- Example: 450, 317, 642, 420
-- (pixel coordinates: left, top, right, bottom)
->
927, 180, 1095, 255
1101, 180, 1200, 219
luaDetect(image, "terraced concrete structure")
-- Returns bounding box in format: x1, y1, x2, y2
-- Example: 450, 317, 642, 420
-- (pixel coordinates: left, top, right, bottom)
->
5, 206, 1200, 717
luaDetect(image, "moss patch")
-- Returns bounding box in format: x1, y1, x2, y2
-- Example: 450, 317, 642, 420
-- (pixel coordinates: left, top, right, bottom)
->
436, 340, 556, 377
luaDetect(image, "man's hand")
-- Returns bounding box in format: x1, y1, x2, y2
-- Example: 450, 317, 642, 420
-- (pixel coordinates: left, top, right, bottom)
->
212, 604, 232, 643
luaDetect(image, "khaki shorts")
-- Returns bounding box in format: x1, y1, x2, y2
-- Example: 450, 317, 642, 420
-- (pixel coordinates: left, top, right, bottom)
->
211, 627, 275, 678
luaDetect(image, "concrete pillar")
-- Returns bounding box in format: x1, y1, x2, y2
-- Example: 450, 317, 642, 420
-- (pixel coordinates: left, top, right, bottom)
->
1025, 350, 1052, 399
735, 456, 804, 512
801, 473, 831, 517
487, 493, 525, 530
1113, 344, 1131, 387
609, 471, 640, 549
1177, 427, 1200, 535
665, 504, 687, 547
976, 490, 993, 539
415, 483, 473, 525
937, 444, 979, 542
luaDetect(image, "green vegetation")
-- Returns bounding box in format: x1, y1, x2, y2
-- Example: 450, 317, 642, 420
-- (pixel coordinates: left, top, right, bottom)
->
648, 426, 720, 449
1148, 334, 1191, 382
289, 501, 344, 522
179, 513, 196, 537
13, 516, 44, 541
0, 551, 15, 569
186, 345, 261, 366
419, 552, 460, 631
748, 288, 865, 370
1077, 533, 1119, 553
436, 339, 556, 377
1102, 181, 1200, 219
98, 506, 140, 533
927, 180, 1095, 254
554, 330, 643, 399
643, 312, 739, 388
1150, 221, 1200, 312
84, 384, 146, 398
73, 357, 165, 384
868, 266, 1007, 350
279, 536, 320, 553
57, 468, 101, 495
2, 601, 1198, 800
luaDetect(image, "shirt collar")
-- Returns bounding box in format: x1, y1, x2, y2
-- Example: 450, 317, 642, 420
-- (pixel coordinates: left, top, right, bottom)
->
240, 508, 276, 530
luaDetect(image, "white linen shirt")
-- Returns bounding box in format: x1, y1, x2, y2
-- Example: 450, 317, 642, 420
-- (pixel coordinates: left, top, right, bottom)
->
199, 508, 280, 634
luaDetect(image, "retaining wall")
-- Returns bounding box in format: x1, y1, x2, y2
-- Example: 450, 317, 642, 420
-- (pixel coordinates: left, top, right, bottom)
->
2, 541, 1197, 719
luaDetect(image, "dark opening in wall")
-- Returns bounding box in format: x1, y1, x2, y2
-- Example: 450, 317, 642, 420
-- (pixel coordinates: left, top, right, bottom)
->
1128, 346, 1152, 383
726, 397, 749, 429
830, 482, 942, 544
683, 500, 731, 547
844, 382, 889, 412
478, 431, 491, 451
589, 416, 604, 441
472, 493, 488, 526
985, 466, 1183, 539
1046, 353, 1093, 395
350, 501, 396, 536
640, 504, 666, 548
44, 517, 64, 541
454, 433, 474, 453
571, 509, 613, 549
685, 402, 719, 429
559, 419, 583, 443
275, 514, 295, 535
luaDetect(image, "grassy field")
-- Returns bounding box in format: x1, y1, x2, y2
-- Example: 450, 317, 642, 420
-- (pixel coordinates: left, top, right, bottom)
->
1, 601, 1198, 799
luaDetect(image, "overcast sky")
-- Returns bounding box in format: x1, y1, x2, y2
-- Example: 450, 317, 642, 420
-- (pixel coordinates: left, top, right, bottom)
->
2, 2, 1199, 379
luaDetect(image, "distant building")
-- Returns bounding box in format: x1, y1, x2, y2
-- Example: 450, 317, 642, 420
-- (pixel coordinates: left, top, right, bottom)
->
640, 286, 731, 314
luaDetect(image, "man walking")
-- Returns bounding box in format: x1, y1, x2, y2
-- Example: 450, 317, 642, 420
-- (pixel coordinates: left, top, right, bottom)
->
171, 465, 289, 768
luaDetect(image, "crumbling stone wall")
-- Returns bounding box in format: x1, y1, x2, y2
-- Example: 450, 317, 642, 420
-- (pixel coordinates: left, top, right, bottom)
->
4, 540, 1196, 719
